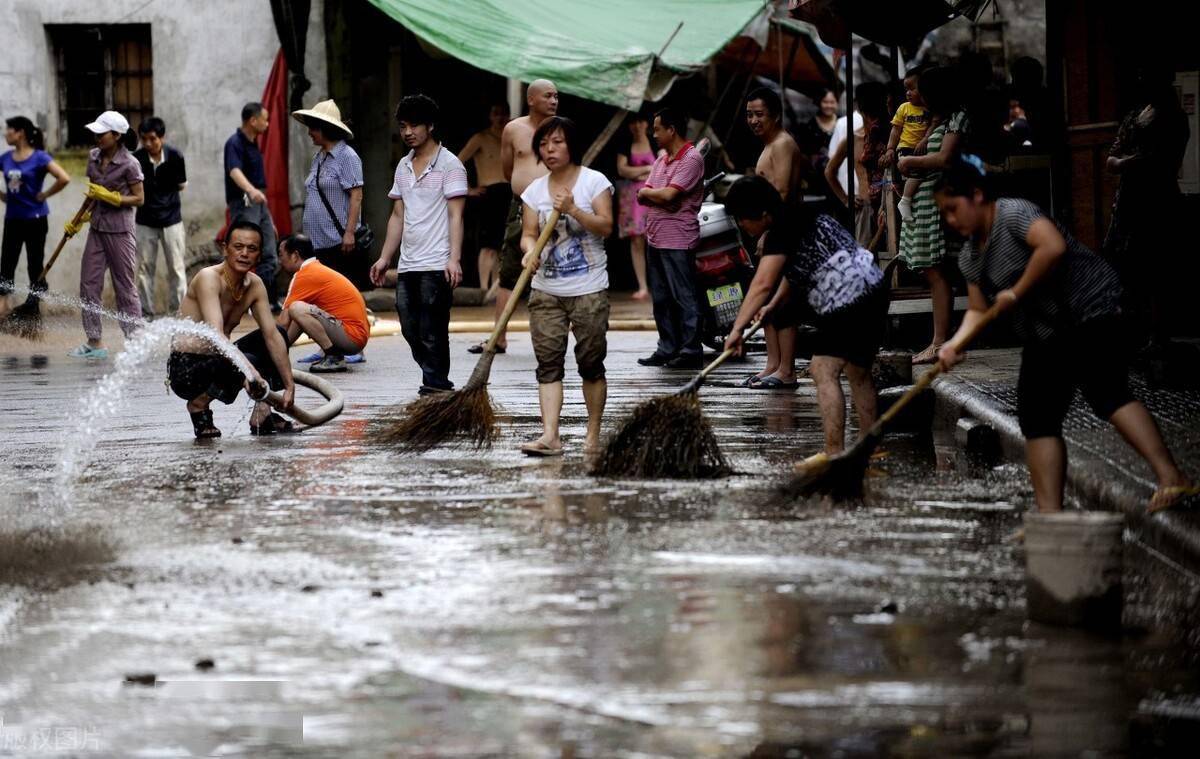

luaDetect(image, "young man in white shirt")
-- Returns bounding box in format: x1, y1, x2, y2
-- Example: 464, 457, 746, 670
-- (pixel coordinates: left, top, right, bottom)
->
369, 94, 468, 395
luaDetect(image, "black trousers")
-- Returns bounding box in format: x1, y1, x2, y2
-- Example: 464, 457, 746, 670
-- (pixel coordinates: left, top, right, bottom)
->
395, 270, 453, 389
0, 216, 49, 295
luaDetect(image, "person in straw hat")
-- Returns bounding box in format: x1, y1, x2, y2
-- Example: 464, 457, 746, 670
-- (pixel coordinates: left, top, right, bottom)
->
292, 98, 369, 366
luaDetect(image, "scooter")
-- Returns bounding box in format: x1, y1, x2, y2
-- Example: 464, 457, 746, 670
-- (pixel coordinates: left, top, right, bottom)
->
692, 139, 756, 350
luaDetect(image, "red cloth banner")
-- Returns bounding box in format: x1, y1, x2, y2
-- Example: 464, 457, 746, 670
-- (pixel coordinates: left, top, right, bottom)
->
259, 49, 292, 237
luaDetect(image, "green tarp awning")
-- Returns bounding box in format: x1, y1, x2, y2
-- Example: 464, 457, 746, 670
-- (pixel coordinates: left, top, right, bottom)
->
364, 0, 770, 110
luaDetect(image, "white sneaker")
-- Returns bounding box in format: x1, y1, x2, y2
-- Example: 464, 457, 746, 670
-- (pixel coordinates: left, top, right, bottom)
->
67, 343, 108, 360
898, 196, 914, 222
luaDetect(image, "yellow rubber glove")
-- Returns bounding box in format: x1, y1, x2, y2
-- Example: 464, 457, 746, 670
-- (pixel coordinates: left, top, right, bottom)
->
64, 212, 92, 236
86, 182, 123, 208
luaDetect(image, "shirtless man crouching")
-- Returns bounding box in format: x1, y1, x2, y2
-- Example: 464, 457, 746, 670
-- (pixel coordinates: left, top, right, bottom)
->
169, 219, 295, 438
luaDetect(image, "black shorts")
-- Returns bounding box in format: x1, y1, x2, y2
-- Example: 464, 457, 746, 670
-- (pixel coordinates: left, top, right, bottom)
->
478, 183, 512, 250
810, 285, 888, 368
1017, 317, 1134, 439
168, 326, 287, 404
498, 196, 525, 290
766, 286, 812, 330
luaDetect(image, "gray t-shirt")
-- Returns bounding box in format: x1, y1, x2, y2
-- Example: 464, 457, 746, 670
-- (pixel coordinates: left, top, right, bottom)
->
958, 198, 1121, 341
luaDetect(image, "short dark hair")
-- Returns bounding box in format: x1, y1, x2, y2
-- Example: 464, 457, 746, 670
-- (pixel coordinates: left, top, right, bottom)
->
395, 94, 439, 132
531, 116, 582, 165
745, 87, 782, 118
138, 116, 166, 137
653, 107, 688, 138
280, 234, 316, 259
932, 155, 996, 201
723, 174, 783, 221
241, 102, 265, 124
904, 67, 923, 82
854, 81, 889, 122
226, 219, 264, 247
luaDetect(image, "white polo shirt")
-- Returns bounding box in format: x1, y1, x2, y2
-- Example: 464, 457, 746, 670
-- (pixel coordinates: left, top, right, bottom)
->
388, 144, 469, 273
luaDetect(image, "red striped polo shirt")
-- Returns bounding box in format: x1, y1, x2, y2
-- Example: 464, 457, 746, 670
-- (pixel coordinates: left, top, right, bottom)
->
643, 142, 705, 250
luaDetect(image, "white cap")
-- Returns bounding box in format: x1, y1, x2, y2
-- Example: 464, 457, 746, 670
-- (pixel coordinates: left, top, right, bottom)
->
84, 111, 130, 135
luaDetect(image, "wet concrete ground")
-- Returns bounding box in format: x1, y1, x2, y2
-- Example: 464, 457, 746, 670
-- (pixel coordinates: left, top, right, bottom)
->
2, 318, 1200, 756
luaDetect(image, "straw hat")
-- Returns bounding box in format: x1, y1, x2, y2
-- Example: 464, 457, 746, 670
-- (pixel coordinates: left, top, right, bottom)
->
291, 99, 353, 139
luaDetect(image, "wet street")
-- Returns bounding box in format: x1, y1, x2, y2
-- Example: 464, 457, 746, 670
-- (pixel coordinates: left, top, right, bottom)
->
2, 323, 1199, 757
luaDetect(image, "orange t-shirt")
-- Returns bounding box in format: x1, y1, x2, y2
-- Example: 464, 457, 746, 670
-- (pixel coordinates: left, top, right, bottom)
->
283, 260, 370, 348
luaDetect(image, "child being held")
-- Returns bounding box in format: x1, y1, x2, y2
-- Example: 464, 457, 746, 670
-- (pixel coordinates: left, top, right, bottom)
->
880, 69, 938, 222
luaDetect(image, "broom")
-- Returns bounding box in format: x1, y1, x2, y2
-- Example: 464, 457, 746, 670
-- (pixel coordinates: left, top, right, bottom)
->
785, 299, 1008, 499
592, 318, 765, 479
371, 210, 561, 451
0, 198, 95, 340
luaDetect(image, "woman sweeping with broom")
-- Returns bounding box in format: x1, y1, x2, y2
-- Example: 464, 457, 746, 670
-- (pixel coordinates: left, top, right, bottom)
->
934, 156, 1194, 513
722, 175, 888, 456
518, 116, 614, 457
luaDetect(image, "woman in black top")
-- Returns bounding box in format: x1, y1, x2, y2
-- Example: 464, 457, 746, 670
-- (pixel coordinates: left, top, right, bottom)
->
933, 158, 1191, 513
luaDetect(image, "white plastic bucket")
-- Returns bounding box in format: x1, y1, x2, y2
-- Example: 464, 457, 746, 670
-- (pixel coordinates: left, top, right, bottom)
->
1024, 511, 1124, 629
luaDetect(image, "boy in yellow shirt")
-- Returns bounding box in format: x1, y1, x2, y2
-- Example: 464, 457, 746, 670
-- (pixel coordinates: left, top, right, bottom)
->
880, 69, 936, 221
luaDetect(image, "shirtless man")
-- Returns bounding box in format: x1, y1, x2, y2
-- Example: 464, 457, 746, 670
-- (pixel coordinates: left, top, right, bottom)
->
459, 102, 511, 300
744, 87, 805, 390
468, 79, 558, 354
169, 219, 295, 438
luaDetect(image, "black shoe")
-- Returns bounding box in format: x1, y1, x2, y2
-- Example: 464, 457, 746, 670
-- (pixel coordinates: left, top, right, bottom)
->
637, 352, 673, 367
666, 353, 704, 369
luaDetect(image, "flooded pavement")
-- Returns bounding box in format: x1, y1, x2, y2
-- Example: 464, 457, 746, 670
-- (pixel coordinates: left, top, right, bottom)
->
2, 323, 1199, 757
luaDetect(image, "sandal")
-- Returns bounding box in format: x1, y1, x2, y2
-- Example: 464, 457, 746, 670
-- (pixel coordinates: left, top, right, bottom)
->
737, 373, 763, 388
468, 342, 505, 355
911, 345, 942, 365
250, 412, 297, 436
520, 439, 563, 457
189, 410, 221, 439
1148, 484, 1200, 514
753, 376, 800, 390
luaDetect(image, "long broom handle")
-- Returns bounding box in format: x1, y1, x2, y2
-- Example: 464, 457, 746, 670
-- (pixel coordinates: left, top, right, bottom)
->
36, 198, 96, 282
480, 209, 561, 353
696, 317, 765, 382
873, 300, 1008, 430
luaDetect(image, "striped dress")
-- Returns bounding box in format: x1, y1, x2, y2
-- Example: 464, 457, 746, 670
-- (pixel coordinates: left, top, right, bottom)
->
899, 110, 967, 270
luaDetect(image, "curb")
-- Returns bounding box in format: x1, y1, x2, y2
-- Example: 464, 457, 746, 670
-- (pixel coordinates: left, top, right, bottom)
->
931, 374, 1200, 576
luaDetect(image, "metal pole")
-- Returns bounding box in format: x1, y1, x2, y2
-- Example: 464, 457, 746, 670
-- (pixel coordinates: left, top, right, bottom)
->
845, 38, 855, 217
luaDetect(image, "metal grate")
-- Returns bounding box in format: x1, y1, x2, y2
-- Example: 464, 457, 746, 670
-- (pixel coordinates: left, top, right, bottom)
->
48, 24, 153, 148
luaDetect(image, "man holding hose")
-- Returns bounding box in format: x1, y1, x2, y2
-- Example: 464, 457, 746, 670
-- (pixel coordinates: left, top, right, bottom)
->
169, 219, 295, 439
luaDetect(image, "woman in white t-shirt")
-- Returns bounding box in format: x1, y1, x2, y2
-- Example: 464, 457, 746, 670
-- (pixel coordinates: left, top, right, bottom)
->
518, 117, 614, 457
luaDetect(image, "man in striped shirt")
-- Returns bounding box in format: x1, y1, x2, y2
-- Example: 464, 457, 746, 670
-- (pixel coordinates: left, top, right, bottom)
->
369, 94, 468, 395
637, 107, 706, 369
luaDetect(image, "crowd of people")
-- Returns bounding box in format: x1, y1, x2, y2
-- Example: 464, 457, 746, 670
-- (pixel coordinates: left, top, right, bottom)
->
0, 53, 1192, 510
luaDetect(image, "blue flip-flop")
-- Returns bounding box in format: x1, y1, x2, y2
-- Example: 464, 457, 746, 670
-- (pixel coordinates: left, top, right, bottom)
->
753, 376, 799, 390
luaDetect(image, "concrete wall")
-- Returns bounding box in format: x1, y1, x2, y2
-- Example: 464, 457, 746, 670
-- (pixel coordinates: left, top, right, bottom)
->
0, 0, 327, 310
922, 0, 1046, 73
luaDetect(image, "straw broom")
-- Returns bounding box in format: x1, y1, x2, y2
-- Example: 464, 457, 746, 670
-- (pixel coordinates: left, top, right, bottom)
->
371, 211, 561, 451
592, 319, 764, 479
0, 198, 94, 340
785, 300, 1008, 500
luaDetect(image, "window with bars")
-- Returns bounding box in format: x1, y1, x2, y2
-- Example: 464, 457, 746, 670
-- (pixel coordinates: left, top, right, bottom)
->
47, 24, 153, 147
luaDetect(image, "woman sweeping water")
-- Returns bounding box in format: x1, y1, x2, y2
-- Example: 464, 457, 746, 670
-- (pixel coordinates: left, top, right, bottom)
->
518, 117, 613, 457
934, 157, 1193, 513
